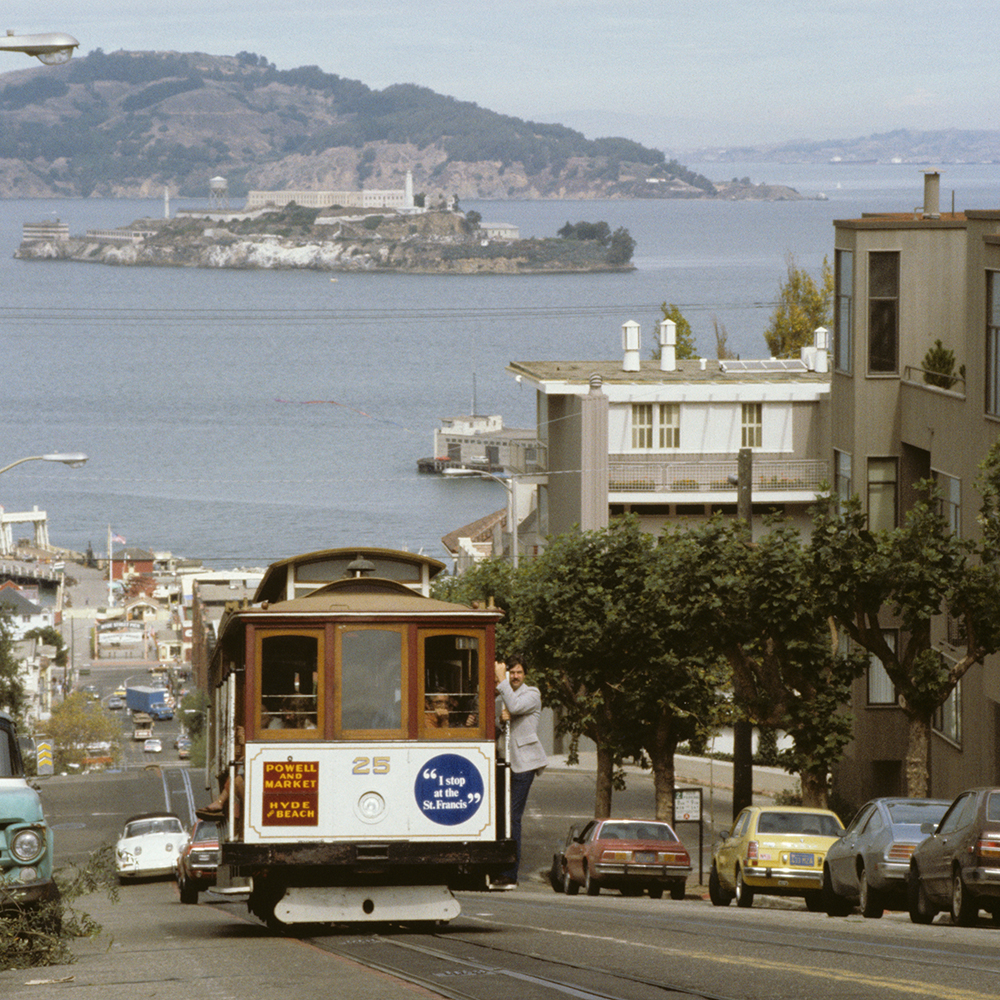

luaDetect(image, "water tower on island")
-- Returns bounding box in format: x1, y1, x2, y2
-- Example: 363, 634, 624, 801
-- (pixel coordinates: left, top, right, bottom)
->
209, 176, 229, 210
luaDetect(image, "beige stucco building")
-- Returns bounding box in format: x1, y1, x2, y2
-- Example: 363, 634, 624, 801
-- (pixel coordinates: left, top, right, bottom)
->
831, 172, 1000, 803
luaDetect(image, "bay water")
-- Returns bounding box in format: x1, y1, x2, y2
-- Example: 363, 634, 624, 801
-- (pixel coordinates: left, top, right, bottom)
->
1, 163, 997, 566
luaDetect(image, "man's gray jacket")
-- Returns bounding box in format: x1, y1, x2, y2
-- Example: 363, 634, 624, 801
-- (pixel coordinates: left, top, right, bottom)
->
495, 679, 548, 774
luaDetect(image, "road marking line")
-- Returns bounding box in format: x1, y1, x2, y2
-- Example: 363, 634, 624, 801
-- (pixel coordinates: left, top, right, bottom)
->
465, 918, 984, 999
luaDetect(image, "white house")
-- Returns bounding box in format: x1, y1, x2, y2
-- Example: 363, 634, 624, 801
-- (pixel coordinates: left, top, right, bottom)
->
506, 320, 831, 540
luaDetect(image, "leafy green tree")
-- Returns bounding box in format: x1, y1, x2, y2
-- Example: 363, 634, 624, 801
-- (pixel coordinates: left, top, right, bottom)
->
810, 481, 1000, 797
763, 254, 834, 358
557, 220, 611, 245
431, 558, 517, 652
0, 609, 27, 723
45, 693, 122, 770
606, 227, 636, 266
921, 338, 963, 389
463, 210, 482, 232
650, 303, 698, 360
670, 518, 866, 806
512, 519, 656, 817
23, 626, 68, 670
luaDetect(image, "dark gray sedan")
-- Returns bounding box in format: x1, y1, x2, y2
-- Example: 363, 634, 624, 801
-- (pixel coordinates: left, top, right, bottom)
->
823, 797, 950, 918
909, 787, 1000, 926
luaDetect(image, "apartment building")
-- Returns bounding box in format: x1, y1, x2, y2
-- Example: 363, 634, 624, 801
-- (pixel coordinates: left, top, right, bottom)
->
831, 172, 1000, 802
507, 321, 831, 541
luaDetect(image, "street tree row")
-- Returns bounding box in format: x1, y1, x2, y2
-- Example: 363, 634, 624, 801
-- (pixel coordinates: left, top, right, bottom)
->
435, 438, 1000, 821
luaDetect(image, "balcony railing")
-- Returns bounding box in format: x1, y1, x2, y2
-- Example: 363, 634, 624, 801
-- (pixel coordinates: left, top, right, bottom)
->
608, 458, 828, 494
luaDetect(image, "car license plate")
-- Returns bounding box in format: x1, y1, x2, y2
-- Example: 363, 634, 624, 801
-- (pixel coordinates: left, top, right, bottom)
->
635, 851, 657, 863
790, 852, 815, 867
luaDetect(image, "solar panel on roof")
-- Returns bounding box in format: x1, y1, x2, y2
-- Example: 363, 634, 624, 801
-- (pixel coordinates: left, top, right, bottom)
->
719, 359, 809, 373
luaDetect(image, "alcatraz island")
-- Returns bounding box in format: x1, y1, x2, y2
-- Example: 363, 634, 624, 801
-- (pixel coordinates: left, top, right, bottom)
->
15, 175, 637, 275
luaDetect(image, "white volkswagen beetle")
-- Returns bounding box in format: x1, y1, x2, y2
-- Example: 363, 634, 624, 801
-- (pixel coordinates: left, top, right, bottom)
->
115, 812, 187, 880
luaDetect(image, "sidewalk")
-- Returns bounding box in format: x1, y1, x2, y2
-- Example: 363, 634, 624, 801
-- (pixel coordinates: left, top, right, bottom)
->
0, 882, 441, 1000
546, 751, 800, 800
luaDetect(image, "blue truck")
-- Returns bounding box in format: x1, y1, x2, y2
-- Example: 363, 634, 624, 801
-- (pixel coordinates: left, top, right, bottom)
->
125, 685, 173, 721
0, 711, 59, 909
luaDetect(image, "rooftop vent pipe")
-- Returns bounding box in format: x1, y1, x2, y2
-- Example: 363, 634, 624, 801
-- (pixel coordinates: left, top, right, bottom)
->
621, 320, 641, 372
659, 318, 677, 371
923, 171, 941, 219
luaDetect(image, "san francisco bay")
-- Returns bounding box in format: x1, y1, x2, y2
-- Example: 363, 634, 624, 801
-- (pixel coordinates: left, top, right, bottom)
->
2, 162, 997, 566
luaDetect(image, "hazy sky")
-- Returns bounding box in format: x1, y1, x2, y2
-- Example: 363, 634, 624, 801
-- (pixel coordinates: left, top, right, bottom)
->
9, 1, 994, 149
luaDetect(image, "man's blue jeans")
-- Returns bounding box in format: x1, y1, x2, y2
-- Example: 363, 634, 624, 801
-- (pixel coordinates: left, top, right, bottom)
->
502, 768, 536, 882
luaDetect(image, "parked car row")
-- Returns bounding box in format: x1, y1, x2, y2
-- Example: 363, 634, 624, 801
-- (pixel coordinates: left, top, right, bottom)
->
549, 789, 1000, 929
114, 812, 220, 904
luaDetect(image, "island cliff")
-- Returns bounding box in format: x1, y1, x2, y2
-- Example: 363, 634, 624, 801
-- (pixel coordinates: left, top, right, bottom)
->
15, 205, 636, 274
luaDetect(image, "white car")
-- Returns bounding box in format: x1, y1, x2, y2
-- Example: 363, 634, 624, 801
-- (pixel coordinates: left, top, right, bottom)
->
115, 813, 187, 880
143, 738, 163, 753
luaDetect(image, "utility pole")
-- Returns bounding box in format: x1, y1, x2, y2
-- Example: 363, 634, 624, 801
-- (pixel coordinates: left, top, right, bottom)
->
731, 447, 754, 819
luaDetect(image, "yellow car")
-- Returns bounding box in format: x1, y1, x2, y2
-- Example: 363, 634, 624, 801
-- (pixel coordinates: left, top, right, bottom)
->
114, 687, 127, 698
710, 805, 844, 910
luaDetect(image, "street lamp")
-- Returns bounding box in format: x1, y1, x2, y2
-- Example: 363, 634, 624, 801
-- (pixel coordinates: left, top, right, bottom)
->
0, 30, 79, 65
0, 453, 88, 476
443, 467, 520, 568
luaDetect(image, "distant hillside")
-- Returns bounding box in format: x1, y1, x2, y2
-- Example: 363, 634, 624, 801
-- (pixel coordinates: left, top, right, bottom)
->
0, 49, 721, 200
684, 128, 1000, 165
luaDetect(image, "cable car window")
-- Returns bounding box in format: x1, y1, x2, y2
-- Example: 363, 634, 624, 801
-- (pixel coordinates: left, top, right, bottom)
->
259, 632, 321, 734
422, 633, 480, 733
340, 628, 403, 732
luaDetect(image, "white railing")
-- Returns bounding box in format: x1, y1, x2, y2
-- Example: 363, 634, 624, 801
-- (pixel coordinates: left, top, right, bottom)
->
608, 458, 828, 494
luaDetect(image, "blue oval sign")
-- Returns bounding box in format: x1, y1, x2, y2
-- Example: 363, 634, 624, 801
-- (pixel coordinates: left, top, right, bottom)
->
414, 753, 484, 826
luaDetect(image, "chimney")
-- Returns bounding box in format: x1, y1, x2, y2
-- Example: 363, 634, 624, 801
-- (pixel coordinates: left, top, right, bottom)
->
658, 318, 677, 371
621, 320, 641, 372
923, 171, 940, 219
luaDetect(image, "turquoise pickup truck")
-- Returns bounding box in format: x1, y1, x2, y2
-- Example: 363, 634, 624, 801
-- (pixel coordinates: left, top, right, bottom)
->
0, 710, 59, 908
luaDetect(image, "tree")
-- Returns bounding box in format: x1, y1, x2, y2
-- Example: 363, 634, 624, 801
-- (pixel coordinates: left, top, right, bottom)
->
463, 210, 482, 232
606, 227, 636, 266
24, 626, 68, 670
650, 303, 698, 360
431, 557, 519, 654
670, 518, 865, 806
763, 253, 833, 358
45, 693, 122, 770
810, 483, 1000, 797
921, 338, 962, 390
712, 315, 734, 360
512, 519, 658, 817
0, 609, 27, 724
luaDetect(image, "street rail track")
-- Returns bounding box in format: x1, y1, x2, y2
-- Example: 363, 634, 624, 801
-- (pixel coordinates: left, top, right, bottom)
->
306, 924, 736, 1000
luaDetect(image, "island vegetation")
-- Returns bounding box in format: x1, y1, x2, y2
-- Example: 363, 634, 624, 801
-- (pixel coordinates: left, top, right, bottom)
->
0, 49, 788, 202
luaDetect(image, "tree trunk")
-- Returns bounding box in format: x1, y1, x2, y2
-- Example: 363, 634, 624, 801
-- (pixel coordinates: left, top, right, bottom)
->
904, 712, 932, 797
594, 743, 614, 818
799, 768, 828, 808
649, 716, 678, 822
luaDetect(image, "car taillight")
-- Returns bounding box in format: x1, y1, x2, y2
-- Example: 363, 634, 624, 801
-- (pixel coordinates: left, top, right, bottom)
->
976, 838, 1000, 863
746, 841, 758, 861
886, 842, 916, 863
601, 850, 629, 862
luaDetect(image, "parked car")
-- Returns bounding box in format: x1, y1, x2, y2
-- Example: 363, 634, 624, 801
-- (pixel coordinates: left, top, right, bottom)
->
176, 738, 192, 760
710, 805, 844, 910
115, 813, 187, 880
549, 823, 583, 892
561, 818, 691, 899
908, 787, 1000, 926
143, 738, 163, 753
824, 797, 950, 917
0, 711, 59, 910
175, 819, 220, 904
